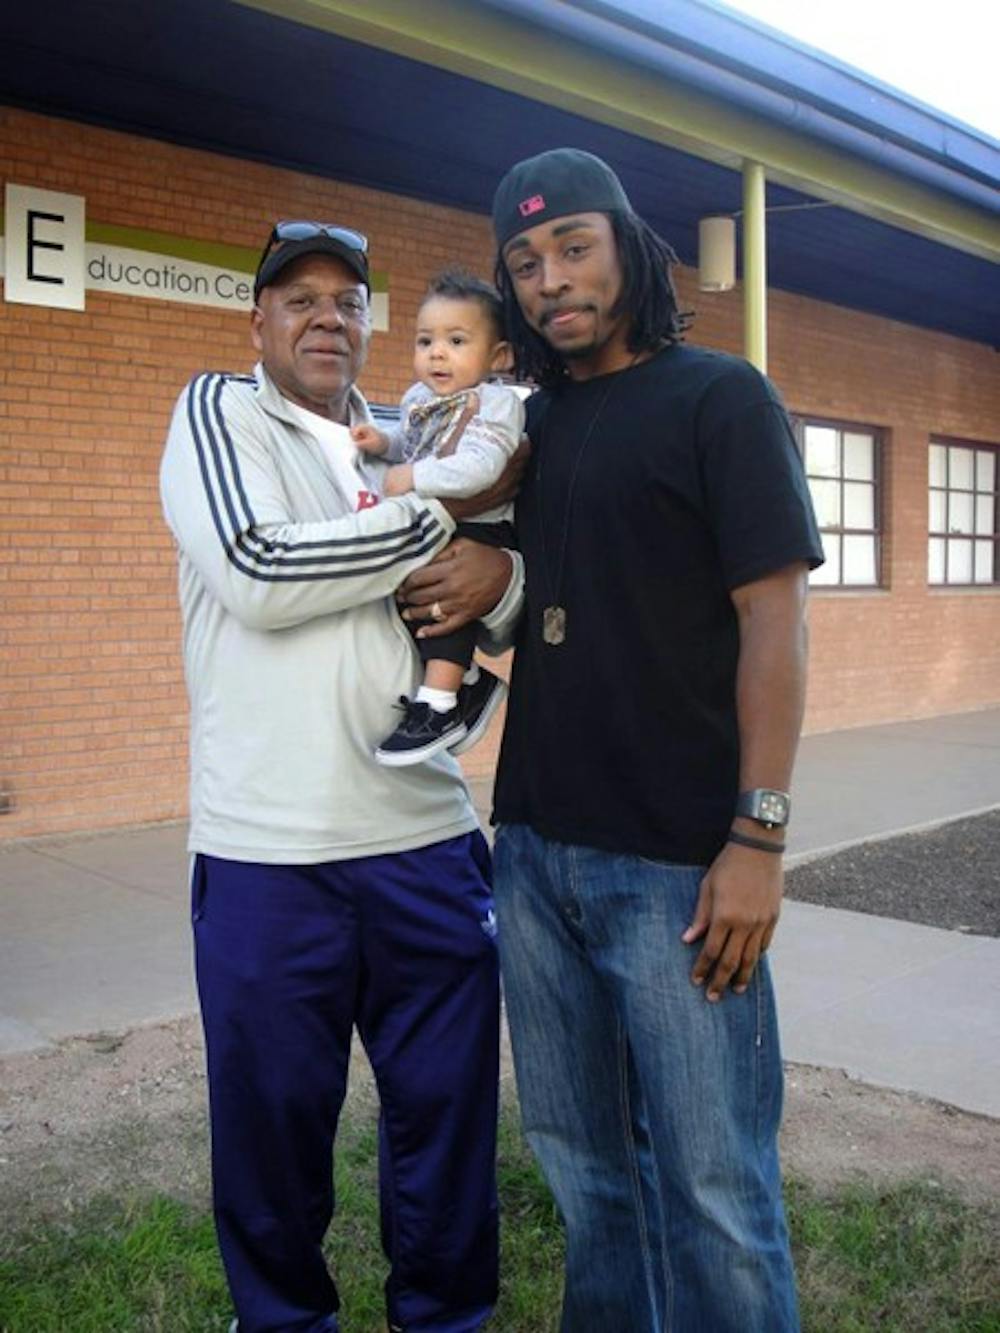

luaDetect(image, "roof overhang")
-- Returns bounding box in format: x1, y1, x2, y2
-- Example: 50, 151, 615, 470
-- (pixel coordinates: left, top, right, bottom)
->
245, 0, 998, 261
2, 0, 998, 346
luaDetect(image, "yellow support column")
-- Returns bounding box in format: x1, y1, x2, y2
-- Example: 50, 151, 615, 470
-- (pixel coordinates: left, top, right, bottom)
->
742, 161, 768, 372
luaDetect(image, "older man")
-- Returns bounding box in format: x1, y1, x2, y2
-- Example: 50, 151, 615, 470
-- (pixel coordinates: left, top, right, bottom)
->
160, 222, 517, 1333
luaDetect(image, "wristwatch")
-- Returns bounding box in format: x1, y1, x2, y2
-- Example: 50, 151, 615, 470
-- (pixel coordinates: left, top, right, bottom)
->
734, 788, 791, 829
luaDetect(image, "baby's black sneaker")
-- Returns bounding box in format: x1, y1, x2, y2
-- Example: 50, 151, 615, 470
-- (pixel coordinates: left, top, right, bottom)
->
450, 669, 508, 756
375, 696, 467, 766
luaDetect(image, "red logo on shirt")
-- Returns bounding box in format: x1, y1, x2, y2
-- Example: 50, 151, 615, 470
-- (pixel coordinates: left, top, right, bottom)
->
356, 490, 379, 510
519, 194, 545, 217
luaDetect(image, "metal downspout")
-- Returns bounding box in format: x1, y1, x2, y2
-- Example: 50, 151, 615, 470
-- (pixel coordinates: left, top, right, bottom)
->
743, 160, 767, 372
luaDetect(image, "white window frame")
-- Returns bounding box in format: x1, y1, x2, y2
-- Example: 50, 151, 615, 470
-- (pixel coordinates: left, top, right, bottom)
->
793, 417, 883, 589
928, 438, 999, 587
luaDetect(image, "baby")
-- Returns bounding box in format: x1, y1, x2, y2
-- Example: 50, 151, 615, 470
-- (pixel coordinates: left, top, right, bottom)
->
352, 268, 524, 766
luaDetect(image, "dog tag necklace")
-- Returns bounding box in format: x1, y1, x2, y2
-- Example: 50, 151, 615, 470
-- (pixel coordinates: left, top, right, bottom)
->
538, 361, 634, 646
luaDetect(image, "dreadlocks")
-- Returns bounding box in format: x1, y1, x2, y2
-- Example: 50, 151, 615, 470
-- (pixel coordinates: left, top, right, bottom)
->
495, 211, 692, 388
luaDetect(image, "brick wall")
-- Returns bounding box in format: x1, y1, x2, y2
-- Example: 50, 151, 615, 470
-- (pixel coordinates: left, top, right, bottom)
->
693, 283, 1000, 736
2, 108, 998, 838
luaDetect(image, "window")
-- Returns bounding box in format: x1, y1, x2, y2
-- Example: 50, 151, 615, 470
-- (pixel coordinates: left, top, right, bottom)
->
794, 419, 881, 587
928, 440, 999, 586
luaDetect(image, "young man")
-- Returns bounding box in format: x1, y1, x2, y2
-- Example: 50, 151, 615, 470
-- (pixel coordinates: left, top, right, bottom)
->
485, 148, 821, 1331
160, 222, 521, 1333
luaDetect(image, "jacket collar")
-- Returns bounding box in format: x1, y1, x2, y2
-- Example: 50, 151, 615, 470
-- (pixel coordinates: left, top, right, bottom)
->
252, 361, 373, 428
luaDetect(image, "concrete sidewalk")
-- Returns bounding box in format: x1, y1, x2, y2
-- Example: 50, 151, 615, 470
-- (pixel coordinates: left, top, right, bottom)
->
2, 708, 999, 1116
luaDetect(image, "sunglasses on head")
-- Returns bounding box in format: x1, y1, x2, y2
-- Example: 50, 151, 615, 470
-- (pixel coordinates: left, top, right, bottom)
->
257, 221, 369, 272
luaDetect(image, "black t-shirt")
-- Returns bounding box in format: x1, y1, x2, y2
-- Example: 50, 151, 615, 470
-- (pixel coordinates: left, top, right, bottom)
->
493, 342, 824, 865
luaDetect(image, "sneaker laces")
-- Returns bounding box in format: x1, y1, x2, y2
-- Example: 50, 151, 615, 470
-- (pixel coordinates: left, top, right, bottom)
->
390, 696, 437, 734
392, 694, 431, 717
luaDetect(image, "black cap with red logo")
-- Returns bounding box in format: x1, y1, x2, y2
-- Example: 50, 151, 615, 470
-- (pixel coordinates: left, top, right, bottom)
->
492, 148, 634, 250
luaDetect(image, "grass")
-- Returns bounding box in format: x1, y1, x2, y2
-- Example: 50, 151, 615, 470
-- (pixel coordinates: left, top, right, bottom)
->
1, 1106, 997, 1333
786, 1179, 1000, 1332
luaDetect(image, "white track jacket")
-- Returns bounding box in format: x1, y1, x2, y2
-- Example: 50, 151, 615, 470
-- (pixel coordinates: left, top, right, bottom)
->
160, 363, 520, 863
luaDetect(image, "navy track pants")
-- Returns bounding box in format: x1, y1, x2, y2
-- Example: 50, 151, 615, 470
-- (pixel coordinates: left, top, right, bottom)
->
192, 833, 500, 1333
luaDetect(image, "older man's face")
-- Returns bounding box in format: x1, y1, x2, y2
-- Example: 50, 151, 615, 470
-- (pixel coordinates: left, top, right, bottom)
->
251, 253, 371, 419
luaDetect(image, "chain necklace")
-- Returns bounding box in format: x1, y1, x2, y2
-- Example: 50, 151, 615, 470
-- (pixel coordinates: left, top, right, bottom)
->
537, 354, 639, 645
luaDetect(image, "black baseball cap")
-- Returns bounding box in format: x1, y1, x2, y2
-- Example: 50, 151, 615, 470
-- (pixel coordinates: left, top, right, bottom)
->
492, 148, 633, 250
254, 222, 370, 301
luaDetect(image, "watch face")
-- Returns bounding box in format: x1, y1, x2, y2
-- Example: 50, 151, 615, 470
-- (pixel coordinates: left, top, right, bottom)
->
737, 788, 791, 826
760, 791, 789, 823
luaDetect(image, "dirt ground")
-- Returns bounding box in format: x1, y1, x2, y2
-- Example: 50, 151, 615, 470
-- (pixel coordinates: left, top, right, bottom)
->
2, 1013, 999, 1228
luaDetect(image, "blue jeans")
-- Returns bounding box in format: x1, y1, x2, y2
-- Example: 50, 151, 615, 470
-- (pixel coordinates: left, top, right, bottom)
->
493, 824, 799, 1333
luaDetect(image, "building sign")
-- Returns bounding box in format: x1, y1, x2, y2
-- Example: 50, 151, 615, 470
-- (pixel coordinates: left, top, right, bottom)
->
3, 184, 86, 310
85, 245, 254, 310
1, 183, 390, 328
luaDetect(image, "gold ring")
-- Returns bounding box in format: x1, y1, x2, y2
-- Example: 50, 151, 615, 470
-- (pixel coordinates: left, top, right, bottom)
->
431, 601, 445, 622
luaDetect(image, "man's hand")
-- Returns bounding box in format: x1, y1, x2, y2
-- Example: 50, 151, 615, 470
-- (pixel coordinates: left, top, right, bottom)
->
399, 540, 513, 639
439, 436, 530, 522
682, 843, 783, 1002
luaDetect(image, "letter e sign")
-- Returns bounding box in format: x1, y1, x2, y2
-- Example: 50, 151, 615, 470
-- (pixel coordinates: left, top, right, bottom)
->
4, 184, 86, 310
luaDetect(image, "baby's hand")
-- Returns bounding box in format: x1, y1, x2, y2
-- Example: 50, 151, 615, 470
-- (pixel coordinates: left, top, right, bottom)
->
383, 463, 415, 497
351, 424, 389, 455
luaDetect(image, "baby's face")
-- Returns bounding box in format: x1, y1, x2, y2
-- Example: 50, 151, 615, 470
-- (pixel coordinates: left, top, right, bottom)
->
413, 296, 508, 396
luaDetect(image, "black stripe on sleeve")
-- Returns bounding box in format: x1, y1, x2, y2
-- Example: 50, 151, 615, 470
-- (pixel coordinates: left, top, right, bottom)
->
187, 374, 446, 583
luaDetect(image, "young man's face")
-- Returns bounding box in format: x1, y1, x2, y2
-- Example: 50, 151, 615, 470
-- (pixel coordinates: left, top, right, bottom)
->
251, 253, 371, 419
502, 212, 630, 380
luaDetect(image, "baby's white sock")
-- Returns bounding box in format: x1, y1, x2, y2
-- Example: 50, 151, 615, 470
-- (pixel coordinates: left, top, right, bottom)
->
416, 686, 458, 713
